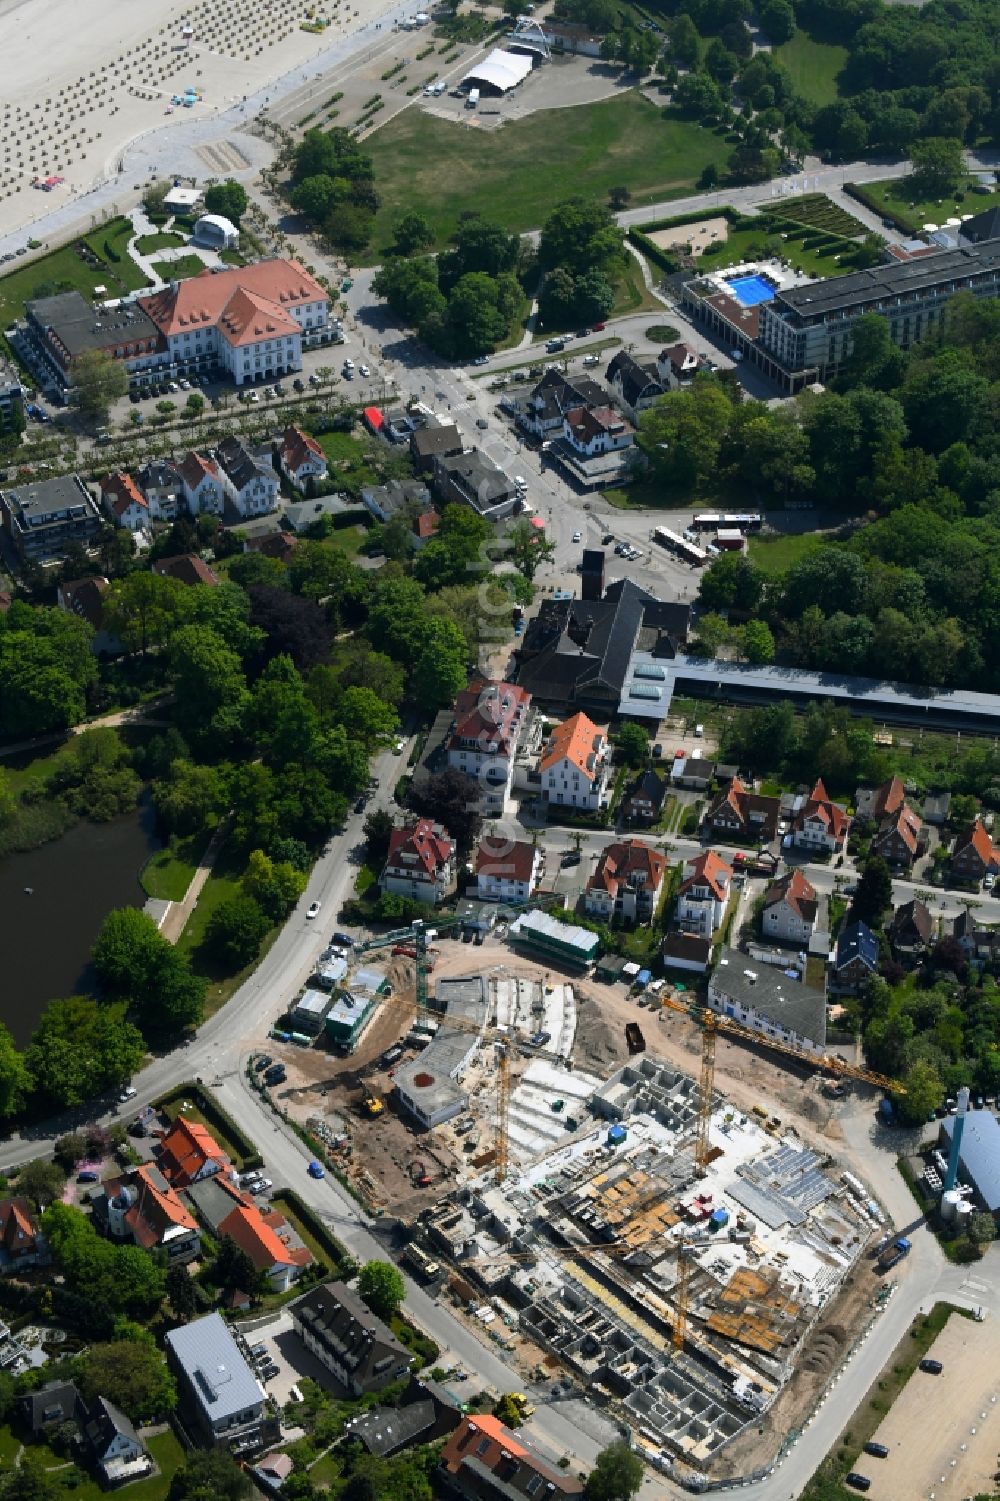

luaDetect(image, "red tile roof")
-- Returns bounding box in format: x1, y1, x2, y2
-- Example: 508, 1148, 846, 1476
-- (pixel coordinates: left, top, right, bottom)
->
280, 424, 326, 474
955, 817, 996, 868
796, 779, 850, 840
678, 849, 732, 903
151, 553, 219, 587
218, 1204, 311, 1271
589, 838, 665, 899
876, 804, 922, 856
451, 679, 530, 760
113, 1164, 197, 1249
0, 1198, 38, 1254
476, 837, 537, 884
139, 259, 326, 342
101, 470, 147, 518
764, 868, 818, 922
413, 510, 438, 540
540, 711, 605, 776
873, 777, 906, 820
386, 819, 453, 877
441, 1416, 582, 1494
157, 1117, 230, 1188
60, 575, 109, 630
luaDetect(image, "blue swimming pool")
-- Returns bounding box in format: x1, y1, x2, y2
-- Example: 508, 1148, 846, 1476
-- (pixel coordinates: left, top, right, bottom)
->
727, 273, 776, 307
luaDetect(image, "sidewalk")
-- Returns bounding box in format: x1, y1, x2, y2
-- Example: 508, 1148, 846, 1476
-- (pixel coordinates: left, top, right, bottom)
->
159, 823, 228, 944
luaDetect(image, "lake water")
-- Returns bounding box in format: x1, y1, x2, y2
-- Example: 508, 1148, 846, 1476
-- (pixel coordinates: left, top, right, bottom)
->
0, 803, 161, 1046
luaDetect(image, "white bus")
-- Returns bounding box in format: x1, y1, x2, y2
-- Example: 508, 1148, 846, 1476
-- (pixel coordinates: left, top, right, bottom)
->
652, 526, 708, 566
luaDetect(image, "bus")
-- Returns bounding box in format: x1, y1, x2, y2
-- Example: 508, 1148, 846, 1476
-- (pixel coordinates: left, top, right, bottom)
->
692, 512, 762, 533
652, 526, 708, 566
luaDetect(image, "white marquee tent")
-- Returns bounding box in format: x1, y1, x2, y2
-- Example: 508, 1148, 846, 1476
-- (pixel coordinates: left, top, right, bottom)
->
461, 48, 534, 94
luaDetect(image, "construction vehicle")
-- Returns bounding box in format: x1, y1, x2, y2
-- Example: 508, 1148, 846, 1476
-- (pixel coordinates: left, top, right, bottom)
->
362, 1094, 384, 1118
876, 1236, 911, 1271
625, 1021, 646, 1054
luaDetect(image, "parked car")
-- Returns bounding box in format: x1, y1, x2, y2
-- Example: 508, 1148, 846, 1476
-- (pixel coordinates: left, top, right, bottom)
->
119, 1085, 138, 1101
333, 932, 354, 948
572, 530, 582, 542
293, 378, 305, 392
249, 1177, 273, 1194
845, 1478, 871, 1494
862, 1443, 889, 1459
919, 1359, 943, 1374
254, 1054, 273, 1072
359, 364, 370, 378
77, 1170, 100, 1183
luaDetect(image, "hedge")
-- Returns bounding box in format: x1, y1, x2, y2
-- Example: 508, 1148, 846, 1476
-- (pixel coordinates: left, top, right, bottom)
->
631, 204, 745, 234
270, 1188, 354, 1275
627, 227, 680, 276
155, 1082, 263, 1171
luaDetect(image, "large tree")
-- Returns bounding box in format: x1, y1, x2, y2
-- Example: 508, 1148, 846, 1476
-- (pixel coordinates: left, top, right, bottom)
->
70, 349, 127, 423
505, 518, 556, 582
584, 1442, 644, 1501
169, 1453, 252, 1501
78, 1338, 177, 1421
909, 136, 965, 197
25, 997, 145, 1109
204, 895, 270, 969
203, 179, 248, 224
357, 1260, 405, 1321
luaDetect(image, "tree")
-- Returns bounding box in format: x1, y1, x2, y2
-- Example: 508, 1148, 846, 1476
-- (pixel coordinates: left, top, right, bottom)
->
895, 1058, 944, 1125
671, 72, 724, 119
5, 1453, 59, 1501
391, 211, 434, 256
16, 1158, 67, 1211
698, 552, 765, 613
242, 848, 307, 923
357, 1260, 405, 1321
584, 1442, 644, 1501
93, 908, 168, 996
104, 570, 187, 656
666, 12, 700, 66
169, 625, 249, 751
78, 1338, 178, 1421
492, 1393, 527, 1427
969, 1211, 995, 1246
909, 136, 964, 197
166, 1263, 198, 1320
637, 377, 733, 491
248, 584, 334, 669
607, 184, 630, 211
413, 618, 468, 707
70, 348, 128, 423
538, 198, 625, 279
169, 1452, 252, 1501
363, 808, 394, 867
505, 518, 556, 582
739, 619, 775, 664
204, 895, 270, 969
851, 856, 893, 928
409, 766, 482, 846
204, 179, 248, 225
759, 0, 794, 42
25, 997, 146, 1109
614, 721, 650, 768
215, 1234, 258, 1295
0, 1024, 30, 1120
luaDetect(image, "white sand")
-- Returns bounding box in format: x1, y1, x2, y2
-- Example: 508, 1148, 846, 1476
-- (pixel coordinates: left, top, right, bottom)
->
646, 215, 729, 257
0, 0, 390, 237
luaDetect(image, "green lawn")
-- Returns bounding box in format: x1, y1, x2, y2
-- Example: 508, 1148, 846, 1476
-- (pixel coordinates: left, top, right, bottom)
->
748, 531, 823, 575
309, 1453, 343, 1489
151, 254, 208, 282
175, 845, 244, 960
325, 524, 370, 559
160, 1094, 247, 1167
695, 216, 855, 280
140, 836, 207, 901
855, 176, 1000, 237
0, 216, 151, 329
0, 1427, 183, 1501
135, 231, 185, 254
773, 31, 847, 107
0, 738, 75, 790
365, 92, 729, 249
0, 1427, 20, 1464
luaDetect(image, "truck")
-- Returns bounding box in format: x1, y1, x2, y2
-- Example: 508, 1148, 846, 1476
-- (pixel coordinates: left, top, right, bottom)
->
877, 1236, 911, 1271
466, 87, 480, 109
625, 1021, 646, 1055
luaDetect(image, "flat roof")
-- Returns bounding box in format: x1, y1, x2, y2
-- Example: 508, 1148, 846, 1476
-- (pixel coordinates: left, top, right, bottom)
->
772, 236, 1000, 322
293, 988, 332, 1018
165, 1312, 262, 1422
393, 976, 486, 1111
710, 954, 826, 1046
1, 473, 97, 522
26, 289, 161, 358
327, 992, 375, 1027
509, 908, 599, 957
941, 1113, 1000, 1212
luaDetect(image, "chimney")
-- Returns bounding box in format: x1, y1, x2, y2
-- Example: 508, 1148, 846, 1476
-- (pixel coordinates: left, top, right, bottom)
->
943, 1086, 970, 1192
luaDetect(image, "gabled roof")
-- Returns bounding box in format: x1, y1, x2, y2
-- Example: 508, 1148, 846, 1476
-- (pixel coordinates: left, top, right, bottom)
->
218, 1204, 310, 1271
476, 837, 537, 884
0, 1197, 38, 1252
139, 258, 325, 340
280, 424, 326, 473
874, 803, 922, 856
563, 403, 634, 445
216, 434, 274, 493
795, 779, 850, 839
705, 777, 781, 836
151, 553, 219, 587
589, 838, 665, 899
106, 1163, 197, 1249
954, 817, 995, 867
540, 711, 605, 776
763, 868, 818, 923
873, 776, 906, 820
626, 767, 667, 812
179, 451, 220, 490
679, 849, 732, 903
835, 920, 878, 972
100, 470, 147, 517
386, 819, 453, 876
60, 575, 109, 630
450, 679, 530, 758
890, 898, 932, 945
606, 350, 666, 406
85, 1397, 141, 1457
157, 1116, 230, 1188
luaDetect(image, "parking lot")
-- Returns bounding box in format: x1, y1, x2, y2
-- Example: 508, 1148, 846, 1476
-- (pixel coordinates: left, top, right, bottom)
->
239, 1308, 333, 1405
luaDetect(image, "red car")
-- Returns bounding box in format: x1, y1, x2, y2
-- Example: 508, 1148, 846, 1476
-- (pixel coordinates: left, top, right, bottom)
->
593, 322, 606, 331
674, 748, 685, 758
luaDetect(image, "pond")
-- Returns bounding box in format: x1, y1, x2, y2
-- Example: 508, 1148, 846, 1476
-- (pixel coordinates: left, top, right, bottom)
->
0, 801, 160, 1046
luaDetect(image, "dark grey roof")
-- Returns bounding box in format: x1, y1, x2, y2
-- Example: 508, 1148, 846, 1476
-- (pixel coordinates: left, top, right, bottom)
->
435, 450, 515, 509
835, 920, 878, 972
137, 459, 180, 491
348, 1398, 436, 1455
26, 290, 161, 358
960, 207, 1000, 245
284, 495, 353, 531
411, 423, 461, 457
19, 1382, 82, 1430
941, 1112, 1000, 1211
363, 479, 430, 519
710, 954, 827, 1046
185, 1176, 243, 1235
606, 350, 666, 406
890, 898, 932, 946
772, 237, 1000, 325
527, 369, 608, 424
1, 473, 97, 524
216, 435, 268, 493
85, 1396, 141, 1457
627, 768, 666, 811
291, 1280, 410, 1383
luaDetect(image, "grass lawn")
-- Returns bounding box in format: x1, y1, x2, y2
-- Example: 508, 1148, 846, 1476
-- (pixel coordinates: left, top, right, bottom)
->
325, 524, 370, 559
0, 1427, 20, 1464
134, 231, 185, 254
308, 1453, 343, 1489
365, 92, 728, 249
312, 429, 379, 494
696, 217, 854, 280
175, 843, 283, 1018
748, 531, 823, 575
0, 216, 151, 330
856, 176, 1000, 237
219, 248, 247, 266
151, 253, 208, 281
160, 1094, 247, 1166
773, 31, 847, 107
0, 737, 74, 791
140, 835, 207, 901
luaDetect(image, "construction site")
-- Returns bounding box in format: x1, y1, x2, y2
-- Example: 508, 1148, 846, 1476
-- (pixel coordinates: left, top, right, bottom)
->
259, 923, 894, 1479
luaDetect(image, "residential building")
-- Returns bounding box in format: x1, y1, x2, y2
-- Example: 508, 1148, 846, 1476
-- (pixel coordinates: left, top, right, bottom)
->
439, 1414, 584, 1500
217, 1203, 312, 1293
156, 1116, 233, 1189
623, 768, 667, 825
90, 1163, 200, 1264
136, 459, 182, 520
951, 817, 997, 885
605, 351, 669, 422
412, 511, 438, 547
291, 1281, 413, 1396
514, 367, 608, 440
139, 259, 330, 387
100, 471, 148, 532
381, 819, 455, 905
84, 1398, 149, 1486
323, 991, 377, 1051
18, 1382, 84, 1435
561, 403, 634, 457
433, 449, 518, 521
278, 425, 328, 489
791, 779, 850, 854
179, 451, 225, 515
829, 920, 878, 995
410, 422, 463, 473
165, 1313, 270, 1451
939, 1111, 1000, 1222
57, 575, 111, 634
215, 435, 279, 517
152, 553, 219, 587
538, 711, 609, 812
23, 290, 163, 396
475, 837, 542, 902
708, 955, 827, 1051
671, 755, 715, 792
871, 803, 924, 868
952, 907, 1000, 963
889, 898, 933, 964
854, 776, 906, 826
662, 931, 712, 973
585, 838, 665, 923
703, 776, 780, 845
0, 361, 24, 431
255, 1453, 294, 1490
0, 474, 102, 564
446, 679, 533, 813
656, 342, 700, 383
761, 869, 818, 947
345, 1374, 463, 1457
0, 1198, 45, 1270
675, 850, 732, 939
360, 478, 430, 523
923, 791, 952, 826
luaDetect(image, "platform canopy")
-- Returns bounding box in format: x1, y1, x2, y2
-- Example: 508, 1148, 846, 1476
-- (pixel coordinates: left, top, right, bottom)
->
462, 48, 534, 93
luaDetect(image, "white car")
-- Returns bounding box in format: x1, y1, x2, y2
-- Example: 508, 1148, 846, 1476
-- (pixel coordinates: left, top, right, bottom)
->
395, 737, 406, 753
359, 364, 370, 378
307, 900, 321, 919
985, 873, 996, 890
248, 390, 260, 403
572, 530, 582, 542
249, 1177, 273, 1194
120, 1085, 137, 1102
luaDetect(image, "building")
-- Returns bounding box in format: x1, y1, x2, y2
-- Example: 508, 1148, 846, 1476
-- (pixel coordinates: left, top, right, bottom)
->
761, 869, 818, 947
193, 213, 240, 250
165, 1312, 269, 1451
345, 1374, 463, 1457
0, 360, 24, 432
509, 13, 602, 56
100, 470, 148, 532
381, 819, 455, 905
753, 237, 1000, 392
291, 1281, 413, 1396
138, 259, 330, 387
514, 367, 609, 440
657, 342, 700, 382
585, 838, 665, 924
605, 350, 670, 423
23, 290, 163, 395
889, 898, 933, 965
215, 435, 280, 517
675, 850, 732, 940
136, 459, 182, 520
829, 920, 878, 996
0, 1199, 45, 1270
580, 548, 605, 602
951, 817, 997, 885
508, 908, 599, 967
433, 449, 518, 521
623, 767, 667, 825
923, 791, 952, 826
216, 1203, 312, 1293
180, 451, 225, 515
289, 988, 334, 1034
360, 478, 430, 523
708, 955, 827, 1051
791, 779, 850, 854
58, 574, 112, 637
151, 552, 219, 586
447, 679, 534, 813
0, 473, 102, 564
84, 1398, 150, 1486
439, 1414, 584, 1500
871, 803, 924, 868
156, 1116, 233, 1190
703, 776, 780, 845
323, 991, 377, 1051
561, 404, 634, 457
538, 711, 609, 812
278, 425, 328, 489
952, 907, 1000, 963
662, 931, 712, 973
475, 837, 542, 902
18, 1382, 84, 1435
90, 1163, 200, 1264
939, 1112, 1000, 1220
854, 775, 906, 826
394, 976, 485, 1127
163, 186, 202, 214
411, 422, 463, 473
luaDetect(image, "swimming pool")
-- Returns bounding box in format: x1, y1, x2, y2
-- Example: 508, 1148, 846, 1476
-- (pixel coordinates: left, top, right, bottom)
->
727, 273, 776, 307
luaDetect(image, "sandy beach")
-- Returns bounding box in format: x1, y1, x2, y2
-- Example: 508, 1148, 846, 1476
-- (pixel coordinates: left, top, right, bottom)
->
0, 0, 398, 238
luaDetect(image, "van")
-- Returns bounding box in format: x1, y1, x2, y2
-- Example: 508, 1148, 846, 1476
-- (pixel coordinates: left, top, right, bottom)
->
466, 88, 480, 109
845, 1477, 871, 1493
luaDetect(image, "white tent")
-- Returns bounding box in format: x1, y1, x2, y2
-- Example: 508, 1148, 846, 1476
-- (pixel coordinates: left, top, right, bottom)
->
462, 48, 533, 94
